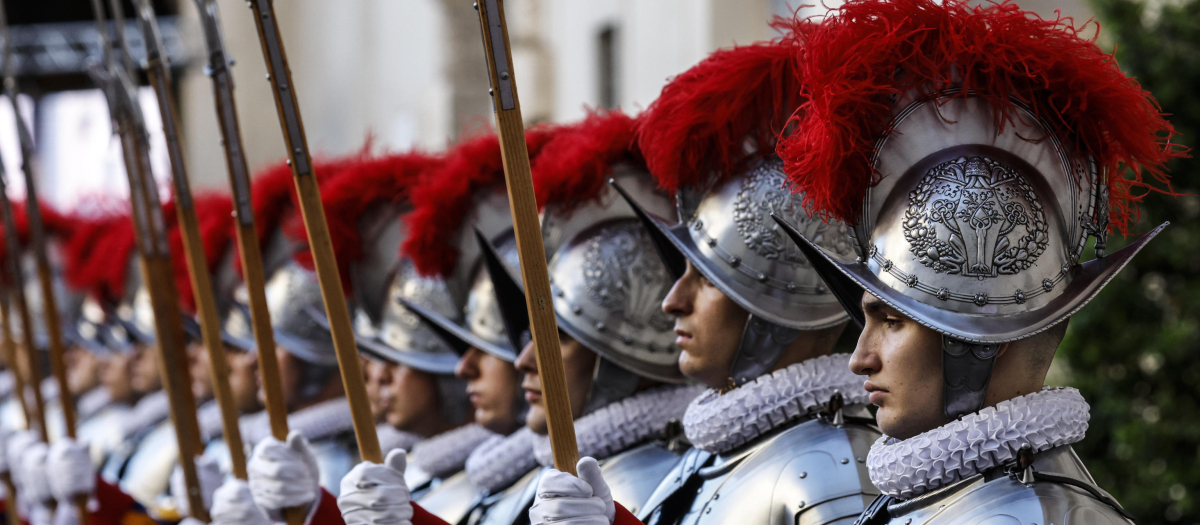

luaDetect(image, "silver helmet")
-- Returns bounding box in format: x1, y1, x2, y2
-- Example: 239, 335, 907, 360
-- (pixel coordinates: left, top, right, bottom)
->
777, 92, 1167, 419
401, 190, 522, 362
542, 168, 681, 384
263, 261, 338, 367
349, 203, 464, 375
622, 158, 856, 385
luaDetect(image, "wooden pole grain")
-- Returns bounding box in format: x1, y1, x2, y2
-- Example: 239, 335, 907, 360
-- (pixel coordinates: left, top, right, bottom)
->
474, 0, 579, 475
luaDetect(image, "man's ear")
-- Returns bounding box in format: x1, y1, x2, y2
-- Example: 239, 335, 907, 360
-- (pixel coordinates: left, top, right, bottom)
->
995, 342, 1011, 359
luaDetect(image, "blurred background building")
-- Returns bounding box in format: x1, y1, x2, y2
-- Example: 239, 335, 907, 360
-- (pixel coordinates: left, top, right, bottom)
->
4, 0, 1197, 524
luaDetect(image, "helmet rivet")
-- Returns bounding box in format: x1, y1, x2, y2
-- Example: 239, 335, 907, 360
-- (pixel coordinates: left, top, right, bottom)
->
728, 256, 741, 267
973, 293, 988, 306
554, 289, 564, 297
936, 288, 950, 301
595, 322, 606, 331
1042, 279, 1054, 292
706, 237, 716, 247
1014, 290, 1026, 304
906, 275, 918, 287
693, 220, 704, 231
816, 285, 827, 294
881, 260, 893, 271
869, 245, 879, 257
786, 283, 797, 293
756, 273, 767, 283
572, 305, 583, 315
855, 256, 864, 264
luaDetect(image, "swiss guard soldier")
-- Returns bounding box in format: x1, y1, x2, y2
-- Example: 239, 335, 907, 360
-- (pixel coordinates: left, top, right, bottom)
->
519, 111, 703, 519
529, 22, 881, 525
770, 1, 1181, 524
311, 151, 490, 500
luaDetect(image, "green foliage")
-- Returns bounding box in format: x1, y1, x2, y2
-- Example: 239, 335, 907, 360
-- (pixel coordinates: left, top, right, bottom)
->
1062, 0, 1200, 522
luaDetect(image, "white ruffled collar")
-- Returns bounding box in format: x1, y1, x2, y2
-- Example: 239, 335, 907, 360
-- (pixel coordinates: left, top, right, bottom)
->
121, 391, 171, 439
867, 387, 1090, 499
465, 427, 538, 494
683, 353, 867, 454
377, 424, 423, 455
240, 397, 356, 446
533, 384, 704, 466
411, 424, 496, 479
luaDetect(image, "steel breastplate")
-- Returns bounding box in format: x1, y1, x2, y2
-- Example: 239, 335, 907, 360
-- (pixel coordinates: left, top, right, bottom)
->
77, 403, 131, 465
417, 470, 482, 525
862, 445, 1132, 525
602, 442, 688, 517
118, 420, 181, 516
472, 466, 546, 525
641, 412, 880, 525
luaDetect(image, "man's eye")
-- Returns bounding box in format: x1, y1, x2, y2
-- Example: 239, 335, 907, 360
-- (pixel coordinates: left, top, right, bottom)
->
884, 317, 902, 329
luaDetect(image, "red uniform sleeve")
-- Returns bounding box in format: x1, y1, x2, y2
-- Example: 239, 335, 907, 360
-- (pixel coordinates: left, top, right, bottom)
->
412, 502, 451, 525
309, 488, 347, 525
88, 476, 156, 525
614, 502, 645, 525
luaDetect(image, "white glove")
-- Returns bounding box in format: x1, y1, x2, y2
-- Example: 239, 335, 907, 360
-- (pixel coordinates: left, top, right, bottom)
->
171, 454, 224, 516
5, 430, 39, 485
338, 449, 413, 525
247, 430, 320, 515
529, 457, 614, 525
178, 518, 208, 525
210, 479, 271, 525
47, 438, 96, 502
19, 442, 54, 505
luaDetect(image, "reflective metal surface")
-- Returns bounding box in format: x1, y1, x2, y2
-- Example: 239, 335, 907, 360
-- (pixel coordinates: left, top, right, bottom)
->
870, 445, 1132, 525
602, 442, 687, 518
640, 411, 880, 525
359, 260, 462, 374
473, 466, 545, 525
264, 262, 338, 366
416, 470, 483, 525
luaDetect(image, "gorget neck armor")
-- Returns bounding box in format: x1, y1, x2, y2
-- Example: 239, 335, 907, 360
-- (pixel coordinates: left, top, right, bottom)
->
868, 387, 1089, 500
533, 384, 703, 467
464, 427, 538, 494
196, 399, 226, 442
377, 424, 422, 455
121, 390, 170, 440
683, 353, 866, 454
410, 423, 496, 479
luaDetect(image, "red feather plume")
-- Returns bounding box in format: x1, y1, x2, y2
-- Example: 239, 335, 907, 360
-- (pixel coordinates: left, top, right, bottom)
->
292, 152, 442, 285
532, 110, 643, 213
402, 126, 558, 277
635, 23, 809, 193
62, 211, 137, 304
777, 0, 1185, 234
168, 194, 236, 313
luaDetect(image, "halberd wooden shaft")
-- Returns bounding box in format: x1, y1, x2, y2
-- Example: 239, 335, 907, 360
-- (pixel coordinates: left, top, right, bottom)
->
190, 0, 294, 473
4, 77, 94, 525
0, 289, 29, 425
0, 173, 50, 442
474, 0, 579, 475
134, 0, 249, 480
88, 4, 208, 515
247, 0, 380, 462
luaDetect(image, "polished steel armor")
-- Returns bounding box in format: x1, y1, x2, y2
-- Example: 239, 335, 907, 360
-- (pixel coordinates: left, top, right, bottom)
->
264, 261, 339, 367
639, 409, 880, 525
859, 446, 1132, 525
624, 158, 856, 385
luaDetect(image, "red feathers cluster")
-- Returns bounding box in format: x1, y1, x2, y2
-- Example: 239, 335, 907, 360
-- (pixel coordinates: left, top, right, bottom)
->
636, 23, 808, 193
169, 194, 235, 313
532, 110, 643, 213
293, 152, 442, 282
62, 211, 136, 304
402, 127, 558, 277
777, 0, 1184, 233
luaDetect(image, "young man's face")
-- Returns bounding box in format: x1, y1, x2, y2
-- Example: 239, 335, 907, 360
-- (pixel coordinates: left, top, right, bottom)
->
454, 347, 521, 434
850, 292, 948, 440
66, 347, 103, 394
364, 358, 390, 421
662, 261, 749, 389
227, 347, 261, 414
515, 332, 597, 435
129, 343, 163, 395
188, 341, 214, 402
382, 363, 442, 432
101, 352, 135, 404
